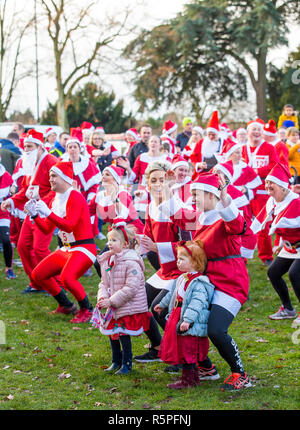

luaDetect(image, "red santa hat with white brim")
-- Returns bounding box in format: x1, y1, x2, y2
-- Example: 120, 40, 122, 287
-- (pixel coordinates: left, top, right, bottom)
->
263, 119, 277, 137
126, 128, 141, 141
45, 127, 56, 138
221, 139, 243, 158
66, 138, 85, 153
163, 120, 178, 135
214, 160, 234, 183
50, 161, 74, 185
266, 163, 291, 189
81, 121, 95, 134
206, 111, 220, 134
103, 165, 124, 185
24, 129, 44, 146
190, 173, 220, 198
193, 126, 204, 136
246, 118, 265, 131
171, 154, 189, 170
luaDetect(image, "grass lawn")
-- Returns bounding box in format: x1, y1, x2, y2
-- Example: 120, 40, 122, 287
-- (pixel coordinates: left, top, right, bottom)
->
0, 232, 299, 411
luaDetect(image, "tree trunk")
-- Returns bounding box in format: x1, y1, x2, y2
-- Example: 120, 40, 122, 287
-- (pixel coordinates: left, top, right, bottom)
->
56, 88, 69, 131
256, 48, 267, 121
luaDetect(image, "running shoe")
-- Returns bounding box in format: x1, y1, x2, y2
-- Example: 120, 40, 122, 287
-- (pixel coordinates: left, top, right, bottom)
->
49, 304, 77, 315
21, 285, 44, 294
69, 308, 93, 323
220, 373, 252, 391
134, 348, 162, 363
5, 269, 16, 280
268, 306, 296, 320
197, 364, 220, 381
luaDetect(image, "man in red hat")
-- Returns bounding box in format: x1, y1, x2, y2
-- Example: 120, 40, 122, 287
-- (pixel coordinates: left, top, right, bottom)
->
242, 119, 280, 266
1, 129, 57, 293
24, 161, 96, 323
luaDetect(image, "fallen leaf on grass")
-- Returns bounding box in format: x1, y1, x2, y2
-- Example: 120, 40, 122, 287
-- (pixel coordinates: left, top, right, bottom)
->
83, 353, 92, 357
108, 387, 118, 394
56, 347, 64, 352
143, 403, 151, 409
255, 338, 269, 343
58, 372, 71, 380
5, 395, 14, 400
72, 327, 81, 331
3, 366, 10, 370
94, 402, 106, 407
21, 320, 30, 325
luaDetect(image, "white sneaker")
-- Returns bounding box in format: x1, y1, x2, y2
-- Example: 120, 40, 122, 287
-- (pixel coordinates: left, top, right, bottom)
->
292, 313, 300, 328
268, 306, 296, 320
97, 232, 106, 240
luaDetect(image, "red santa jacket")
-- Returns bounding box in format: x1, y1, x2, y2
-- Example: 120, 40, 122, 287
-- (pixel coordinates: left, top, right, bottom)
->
169, 195, 249, 305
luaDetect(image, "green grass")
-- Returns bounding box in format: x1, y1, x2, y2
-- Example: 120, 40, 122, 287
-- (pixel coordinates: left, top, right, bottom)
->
0, 232, 299, 410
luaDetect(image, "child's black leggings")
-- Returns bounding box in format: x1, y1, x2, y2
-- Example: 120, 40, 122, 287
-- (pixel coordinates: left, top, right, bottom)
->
110, 335, 132, 364
0, 227, 12, 268
267, 257, 300, 310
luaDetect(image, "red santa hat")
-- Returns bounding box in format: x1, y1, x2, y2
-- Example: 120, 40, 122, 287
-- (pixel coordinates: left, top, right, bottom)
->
103, 165, 124, 185
125, 128, 140, 141
45, 127, 56, 138
70, 127, 83, 142
266, 163, 291, 189
80, 121, 95, 133
95, 126, 105, 133
214, 160, 234, 183
171, 154, 189, 170
263, 119, 277, 137
220, 122, 232, 136
246, 118, 265, 131
221, 139, 243, 158
163, 120, 178, 135
206, 111, 220, 134
50, 161, 74, 185
24, 129, 44, 146
190, 173, 220, 198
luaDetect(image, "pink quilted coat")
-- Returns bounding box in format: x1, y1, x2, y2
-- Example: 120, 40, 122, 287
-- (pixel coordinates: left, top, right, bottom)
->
97, 249, 148, 319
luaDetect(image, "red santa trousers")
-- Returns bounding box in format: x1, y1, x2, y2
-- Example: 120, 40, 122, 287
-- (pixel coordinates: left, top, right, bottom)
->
250, 194, 273, 262
17, 217, 54, 289
32, 248, 92, 301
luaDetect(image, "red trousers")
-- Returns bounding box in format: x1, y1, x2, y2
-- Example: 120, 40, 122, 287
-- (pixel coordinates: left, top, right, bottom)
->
17, 216, 54, 289
32, 248, 93, 301
10, 215, 23, 247
250, 194, 273, 262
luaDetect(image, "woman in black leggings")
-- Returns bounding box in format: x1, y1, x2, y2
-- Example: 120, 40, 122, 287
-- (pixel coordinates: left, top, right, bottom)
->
251, 163, 300, 326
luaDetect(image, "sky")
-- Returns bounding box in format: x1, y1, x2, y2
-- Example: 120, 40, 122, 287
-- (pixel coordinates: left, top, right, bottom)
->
5, 0, 300, 124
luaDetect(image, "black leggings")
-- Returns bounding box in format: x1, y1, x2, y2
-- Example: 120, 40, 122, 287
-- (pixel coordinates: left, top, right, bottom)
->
267, 257, 300, 310
110, 335, 132, 364
0, 227, 13, 268
207, 304, 245, 374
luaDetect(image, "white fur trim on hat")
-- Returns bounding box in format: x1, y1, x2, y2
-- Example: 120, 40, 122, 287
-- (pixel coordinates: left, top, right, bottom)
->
50, 166, 73, 185
206, 127, 219, 134
171, 160, 189, 171
103, 166, 121, 185
24, 137, 43, 146
265, 174, 289, 189
190, 182, 220, 198
215, 164, 233, 183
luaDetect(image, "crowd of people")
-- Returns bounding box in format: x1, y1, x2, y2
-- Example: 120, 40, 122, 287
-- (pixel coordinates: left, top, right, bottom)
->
0, 104, 299, 392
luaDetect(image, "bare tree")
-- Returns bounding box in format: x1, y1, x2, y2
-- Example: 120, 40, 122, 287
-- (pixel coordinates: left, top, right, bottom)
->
0, 1, 33, 121
40, 0, 129, 129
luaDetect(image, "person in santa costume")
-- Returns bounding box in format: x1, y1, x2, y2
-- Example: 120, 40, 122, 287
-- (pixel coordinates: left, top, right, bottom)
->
251, 163, 300, 327
166, 173, 252, 391
44, 128, 58, 152
61, 138, 102, 203
242, 119, 280, 266
190, 111, 226, 175
170, 154, 193, 207
1, 129, 57, 293
181, 126, 204, 161
160, 120, 178, 158
263, 120, 289, 169
0, 159, 15, 279
124, 128, 141, 157
221, 139, 262, 202
80, 121, 95, 147
88, 165, 144, 243
24, 161, 96, 323
117, 135, 171, 219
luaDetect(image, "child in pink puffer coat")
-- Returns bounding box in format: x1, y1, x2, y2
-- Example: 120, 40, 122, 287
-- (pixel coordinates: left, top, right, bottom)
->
97, 220, 151, 375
